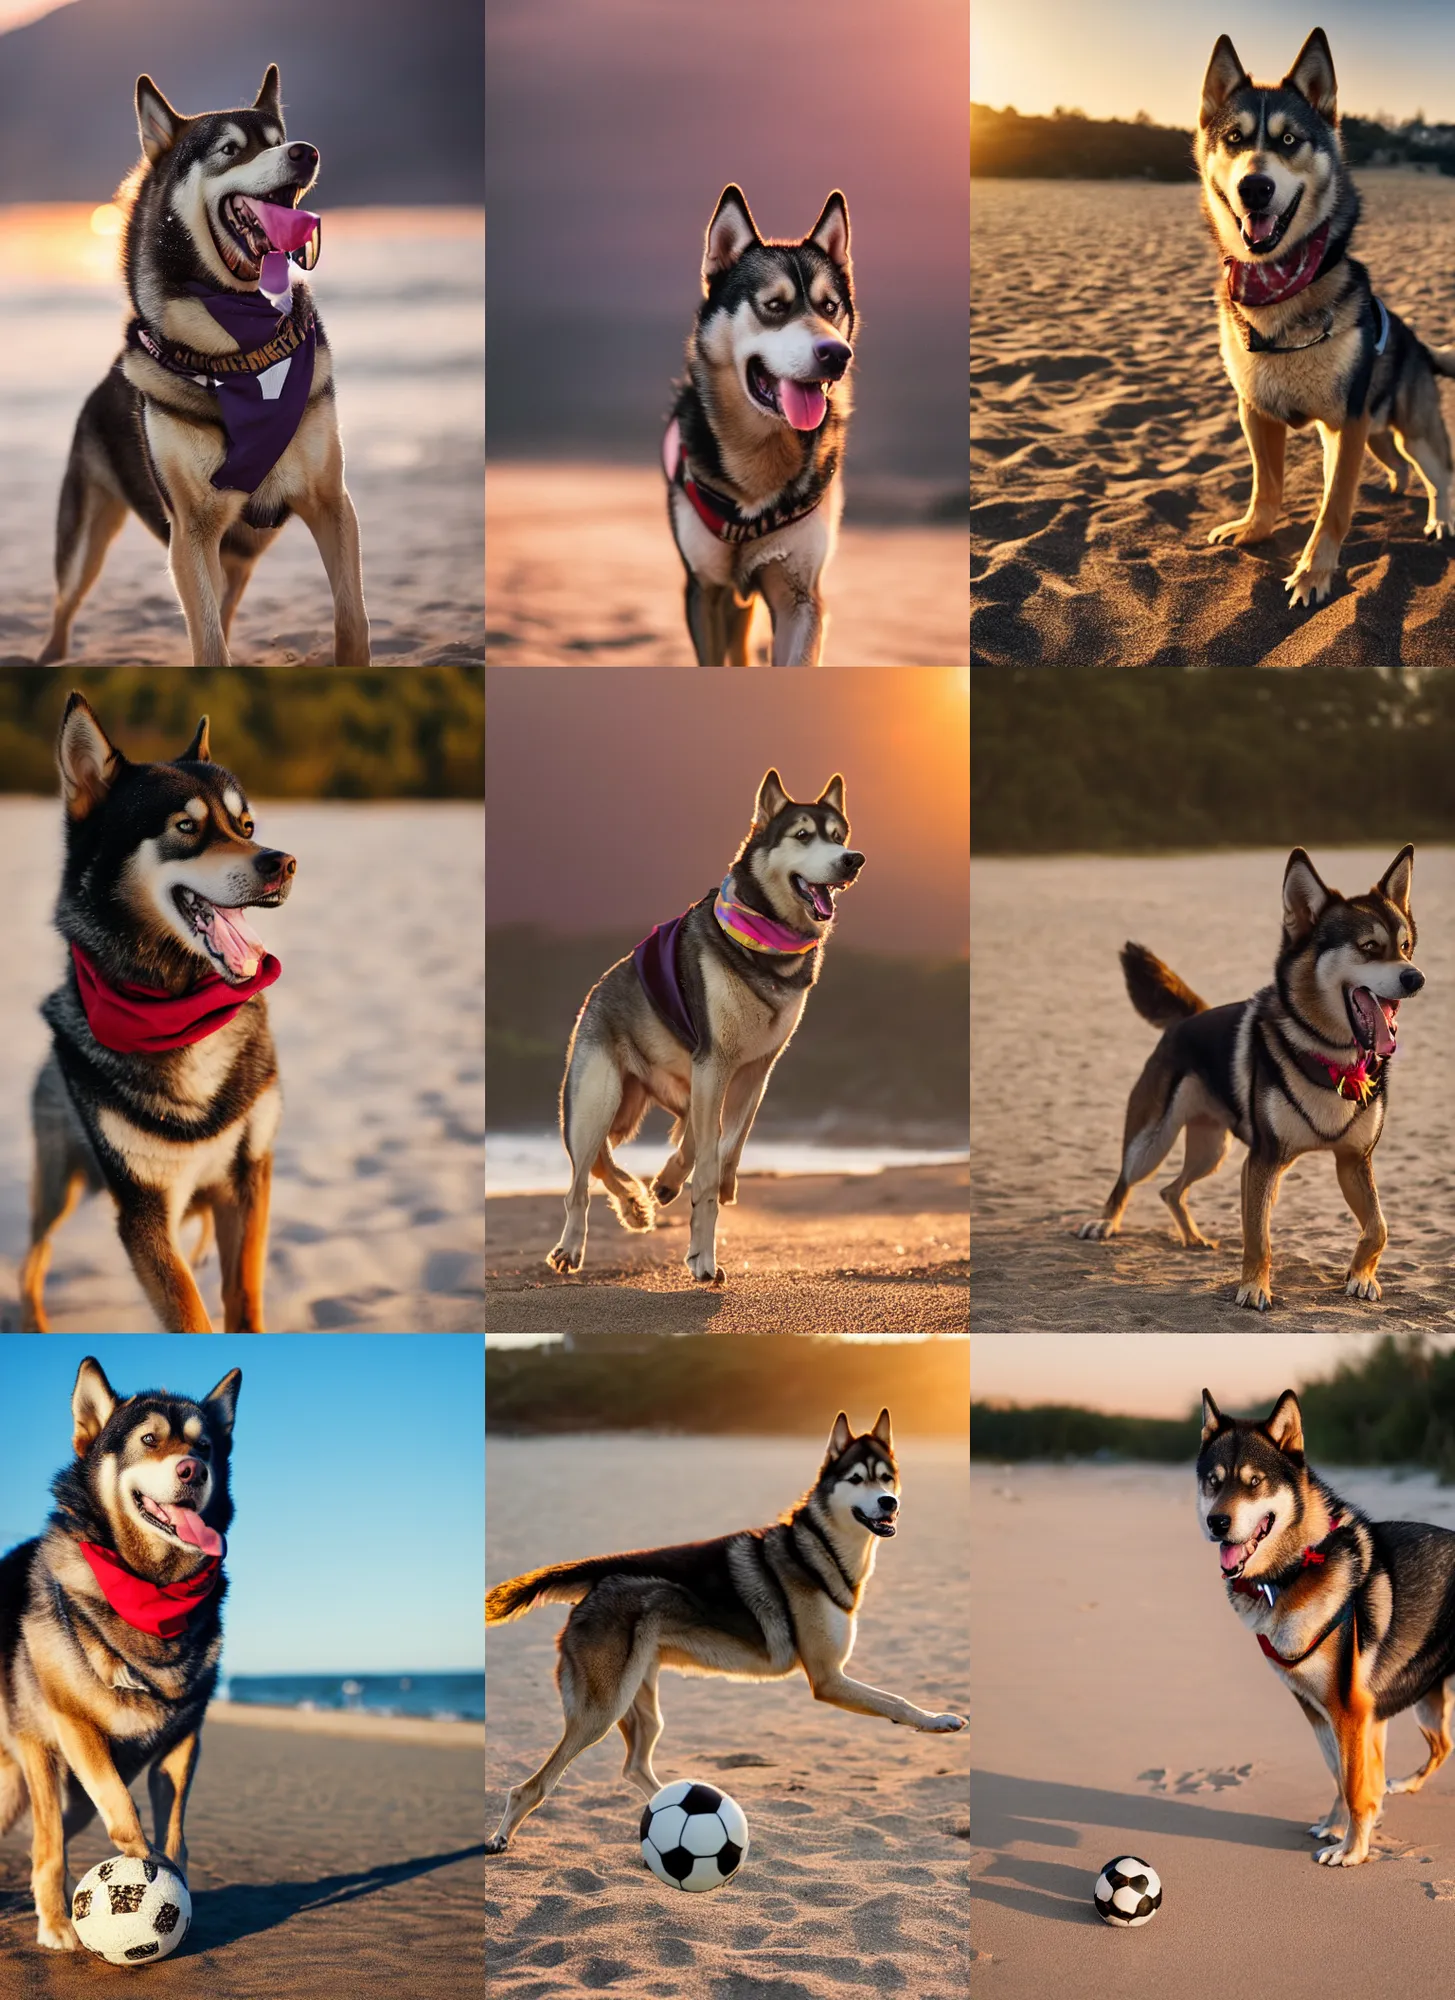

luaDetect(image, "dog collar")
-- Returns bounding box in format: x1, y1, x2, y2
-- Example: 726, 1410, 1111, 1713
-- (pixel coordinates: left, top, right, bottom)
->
128, 300, 315, 381
1230, 1513, 1344, 1610
713, 876, 819, 956
663, 417, 825, 546
1290, 1045, 1383, 1103
77, 1541, 222, 1640
1225, 220, 1333, 310
71, 942, 280, 1056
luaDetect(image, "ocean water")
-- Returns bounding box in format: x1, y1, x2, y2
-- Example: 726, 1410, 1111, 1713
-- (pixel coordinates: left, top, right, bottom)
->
487, 1129, 970, 1197
223, 1672, 484, 1723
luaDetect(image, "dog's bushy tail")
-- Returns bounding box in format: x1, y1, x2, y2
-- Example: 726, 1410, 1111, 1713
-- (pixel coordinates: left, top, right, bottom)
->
1120, 941, 1207, 1027
1426, 345, 1455, 379
486, 1556, 623, 1625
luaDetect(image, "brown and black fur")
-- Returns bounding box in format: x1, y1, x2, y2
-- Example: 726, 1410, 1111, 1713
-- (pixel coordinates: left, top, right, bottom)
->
38, 65, 369, 666
0, 1358, 239, 1948
1200, 1390, 1455, 1865
484, 1410, 965, 1851
21, 695, 294, 1333
1080, 846, 1424, 1310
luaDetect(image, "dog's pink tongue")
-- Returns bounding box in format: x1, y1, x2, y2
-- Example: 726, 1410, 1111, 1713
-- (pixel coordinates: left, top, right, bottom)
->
1245, 212, 1279, 247
154, 1505, 224, 1557
1374, 998, 1398, 1058
779, 377, 827, 431
207, 905, 265, 980
1219, 1542, 1246, 1572
245, 198, 320, 255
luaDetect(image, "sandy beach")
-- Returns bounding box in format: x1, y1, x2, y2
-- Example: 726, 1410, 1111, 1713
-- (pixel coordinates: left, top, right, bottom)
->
971, 172, 1455, 667
0, 799, 484, 1333
0, 1706, 484, 1998
485, 464, 970, 666
971, 1459, 1455, 1994
970, 849, 1455, 1331
486, 1162, 970, 1334
0, 207, 483, 667
488, 1433, 969, 1998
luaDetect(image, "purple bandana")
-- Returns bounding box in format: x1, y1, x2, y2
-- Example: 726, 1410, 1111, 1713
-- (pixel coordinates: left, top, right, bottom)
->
633, 913, 700, 1054
187, 287, 316, 492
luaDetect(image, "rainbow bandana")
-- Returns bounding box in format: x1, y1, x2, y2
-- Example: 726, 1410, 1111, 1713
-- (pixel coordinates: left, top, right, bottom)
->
712, 876, 819, 956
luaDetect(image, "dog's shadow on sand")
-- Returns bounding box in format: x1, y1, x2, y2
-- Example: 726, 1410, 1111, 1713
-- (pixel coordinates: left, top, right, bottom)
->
186, 1842, 488, 1950
971, 1769, 1304, 1925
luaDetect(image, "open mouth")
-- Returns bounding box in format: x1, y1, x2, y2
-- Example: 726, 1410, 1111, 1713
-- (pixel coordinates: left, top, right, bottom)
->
1218, 1511, 1275, 1580
135, 1490, 224, 1557
791, 874, 836, 922
1346, 986, 1399, 1058
746, 356, 830, 432
214, 187, 310, 277
174, 885, 274, 984
1237, 187, 1302, 256
853, 1505, 897, 1538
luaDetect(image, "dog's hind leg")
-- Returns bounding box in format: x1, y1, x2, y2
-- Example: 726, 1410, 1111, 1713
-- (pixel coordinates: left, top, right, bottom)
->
1367, 430, 1410, 495
617, 1662, 665, 1800
651, 1116, 695, 1208
1392, 422, 1455, 541
549, 1044, 624, 1273
294, 479, 372, 664
218, 541, 262, 644
1389, 1678, 1455, 1795
686, 578, 736, 666
724, 594, 755, 666
1160, 1116, 1230, 1249
1077, 1061, 1185, 1242
1335, 1146, 1387, 1302
14, 1736, 77, 1949
595, 1078, 657, 1234
147, 1731, 200, 1876
20, 1160, 86, 1335
37, 470, 127, 666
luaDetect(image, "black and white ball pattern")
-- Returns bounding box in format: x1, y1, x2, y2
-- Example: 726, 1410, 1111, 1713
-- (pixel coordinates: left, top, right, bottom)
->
640, 1780, 749, 1893
1093, 1855, 1161, 1927
72, 1853, 192, 1966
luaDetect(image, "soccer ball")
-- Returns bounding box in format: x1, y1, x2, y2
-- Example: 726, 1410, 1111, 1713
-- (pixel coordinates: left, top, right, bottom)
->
640, 1780, 749, 1892
1093, 1855, 1161, 1928
72, 1853, 192, 1966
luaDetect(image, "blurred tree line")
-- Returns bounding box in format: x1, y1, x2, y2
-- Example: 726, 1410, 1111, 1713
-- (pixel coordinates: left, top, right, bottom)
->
973, 668, 1455, 852
0, 668, 482, 798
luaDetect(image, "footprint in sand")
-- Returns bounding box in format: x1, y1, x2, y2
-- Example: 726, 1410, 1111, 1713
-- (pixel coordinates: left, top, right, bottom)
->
1138, 1763, 1257, 1793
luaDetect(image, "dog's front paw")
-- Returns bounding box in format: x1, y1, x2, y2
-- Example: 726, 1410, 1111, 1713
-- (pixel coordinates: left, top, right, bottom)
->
919, 1712, 967, 1733
546, 1242, 583, 1275
1425, 517, 1452, 541
718, 1172, 738, 1205
1315, 1839, 1367, 1867
1076, 1219, 1117, 1241
1209, 513, 1277, 547
1286, 561, 1336, 608
484, 1834, 511, 1856
1345, 1270, 1382, 1302
650, 1175, 681, 1207
1234, 1281, 1273, 1312
36, 1916, 78, 1951
685, 1251, 725, 1286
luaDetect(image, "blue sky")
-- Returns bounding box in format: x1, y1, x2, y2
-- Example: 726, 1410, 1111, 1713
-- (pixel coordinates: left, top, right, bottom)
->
974, 1, 1455, 125
0, 1336, 483, 1676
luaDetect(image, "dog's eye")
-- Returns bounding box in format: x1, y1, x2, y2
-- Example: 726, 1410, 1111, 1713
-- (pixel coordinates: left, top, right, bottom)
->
140, 1433, 157, 1448
1360, 939, 1381, 956
761, 299, 786, 316
821, 300, 838, 317
1281, 131, 1299, 148
219, 141, 239, 158
1224, 130, 1244, 150
174, 817, 195, 835
796, 829, 813, 841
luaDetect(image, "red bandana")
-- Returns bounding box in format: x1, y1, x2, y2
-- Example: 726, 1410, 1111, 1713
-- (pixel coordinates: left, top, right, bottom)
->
77, 1541, 222, 1639
1319, 1056, 1375, 1104
1225, 220, 1331, 309
71, 942, 280, 1056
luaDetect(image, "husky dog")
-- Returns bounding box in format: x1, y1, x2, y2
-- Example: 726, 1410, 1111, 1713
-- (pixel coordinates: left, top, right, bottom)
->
548, 769, 864, 1284
1079, 847, 1423, 1310
1198, 29, 1455, 607
665, 185, 855, 665
0, 1356, 239, 1948
485, 1410, 964, 1851
1199, 1389, 1455, 1866
38, 66, 370, 667
21, 694, 295, 1333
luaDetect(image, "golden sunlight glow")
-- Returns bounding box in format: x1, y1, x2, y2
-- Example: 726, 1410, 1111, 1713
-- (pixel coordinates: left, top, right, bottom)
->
89, 203, 124, 239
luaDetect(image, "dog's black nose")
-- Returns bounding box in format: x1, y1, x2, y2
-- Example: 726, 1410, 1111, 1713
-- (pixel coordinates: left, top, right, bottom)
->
813, 337, 852, 377
255, 849, 296, 882
1401, 967, 1425, 994
841, 850, 865, 876
288, 142, 319, 173
1238, 173, 1276, 214
879, 1495, 898, 1514
1208, 1513, 1231, 1540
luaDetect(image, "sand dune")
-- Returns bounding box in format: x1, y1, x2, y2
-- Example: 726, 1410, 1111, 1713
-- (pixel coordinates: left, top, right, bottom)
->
488, 1434, 969, 1999
486, 1161, 970, 1334
971, 849, 1455, 1330
0, 1710, 485, 1998
971, 172, 1455, 667
485, 464, 970, 665
0, 799, 484, 1333
971, 1460, 1455, 1994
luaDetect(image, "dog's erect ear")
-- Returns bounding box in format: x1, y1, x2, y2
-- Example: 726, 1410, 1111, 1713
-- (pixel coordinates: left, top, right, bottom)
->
1262, 1390, 1304, 1456
1200, 35, 1250, 126
871, 1408, 893, 1449
825, 1412, 853, 1460
1282, 27, 1337, 121
72, 1357, 118, 1456
703, 185, 761, 282
203, 1369, 242, 1438
753, 768, 790, 827
177, 716, 212, 764
136, 75, 181, 163
57, 693, 124, 821
807, 190, 850, 270
1282, 848, 1332, 943
1377, 844, 1415, 917
816, 775, 846, 815
254, 64, 282, 121
1200, 1390, 1226, 1445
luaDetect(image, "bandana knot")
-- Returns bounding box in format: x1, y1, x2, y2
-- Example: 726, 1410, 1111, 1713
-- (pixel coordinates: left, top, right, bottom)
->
71, 942, 280, 1056
1321, 1056, 1376, 1104
77, 1541, 222, 1640
1225, 220, 1332, 309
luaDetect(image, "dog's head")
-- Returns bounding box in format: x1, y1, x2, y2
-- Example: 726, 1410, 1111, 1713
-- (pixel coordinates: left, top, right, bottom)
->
55, 692, 296, 990
1196, 29, 1345, 264
814, 1409, 900, 1542
127, 65, 319, 294
1197, 1390, 1310, 1583
694, 186, 855, 436
57, 1356, 240, 1581
1277, 845, 1423, 1058
736, 769, 864, 933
